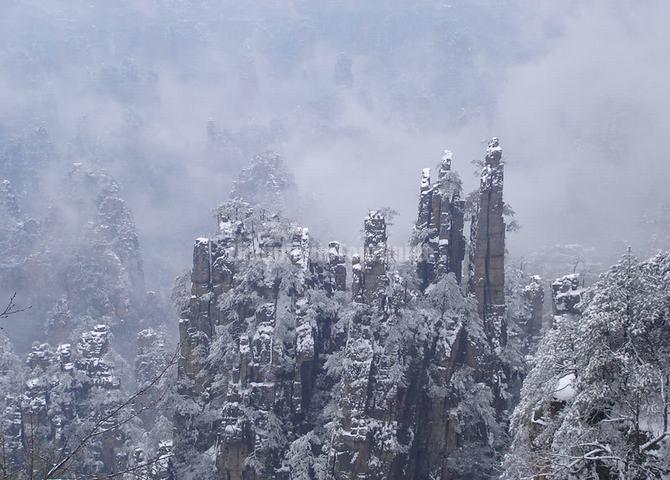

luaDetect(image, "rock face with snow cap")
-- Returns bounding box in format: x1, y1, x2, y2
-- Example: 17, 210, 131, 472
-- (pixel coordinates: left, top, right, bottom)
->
76, 324, 121, 390
327, 241, 347, 292
551, 273, 583, 316
413, 150, 467, 289
174, 212, 248, 460
522, 276, 545, 338
331, 211, 396, 479
328, 209, 500, 480
353, 210, 390, 304
471, 138, 507, 351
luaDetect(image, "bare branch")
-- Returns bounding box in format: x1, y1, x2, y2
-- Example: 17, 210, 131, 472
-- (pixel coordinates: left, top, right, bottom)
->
0, 293, 31, 320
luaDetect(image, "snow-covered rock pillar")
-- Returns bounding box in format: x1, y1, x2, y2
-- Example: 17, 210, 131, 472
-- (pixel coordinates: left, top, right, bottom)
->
354, 211, 389, 305
327, 241, 347, 292
472, 138, 507, 350
413, 151, 466, 290
551, 274, 583, 318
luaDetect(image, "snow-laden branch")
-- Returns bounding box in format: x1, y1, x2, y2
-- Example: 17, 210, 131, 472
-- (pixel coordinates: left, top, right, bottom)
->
640, 431, 669, 453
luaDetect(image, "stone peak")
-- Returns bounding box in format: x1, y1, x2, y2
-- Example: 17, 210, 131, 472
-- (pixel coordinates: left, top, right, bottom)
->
230, 151, 295, 209
485, 137, 503, 165
366, 210, 386, 222
441, 149, 453, 171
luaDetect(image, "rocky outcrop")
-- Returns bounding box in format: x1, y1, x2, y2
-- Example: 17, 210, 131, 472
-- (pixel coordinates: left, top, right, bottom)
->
1, 395, 23, 470
0, 335, 25, 470
327, 241, 347, 292
521, 276, 545, 338
58, 164, 145, 296
0, 166, 150, 355
471, 138, 506, 351
413, 151, 466, 289
330, 209, 499, 480
76, 324, 121, 390
230, 151, 296, 212
171, 142, 542, 480
527, 275, 581, 425
135, 328, 172, 428
0, 167, 175, 477
509, 274, 584, 479
174, 196, 502, 479
331, 212, 395, 479
14, 324, 131, 475
551, 273, 583, 317
353, 210, 389, 304
503, 270, 546, 412
174, 188, 349, 478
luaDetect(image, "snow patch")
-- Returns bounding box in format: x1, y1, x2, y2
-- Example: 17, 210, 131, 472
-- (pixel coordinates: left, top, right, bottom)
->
553, 373, 576, 402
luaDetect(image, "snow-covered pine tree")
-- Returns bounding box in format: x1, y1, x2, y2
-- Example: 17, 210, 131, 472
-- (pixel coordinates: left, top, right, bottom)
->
504, 251, 670, 479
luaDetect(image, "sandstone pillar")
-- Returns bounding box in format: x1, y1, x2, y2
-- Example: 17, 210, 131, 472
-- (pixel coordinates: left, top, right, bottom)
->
472, 138, 506, 349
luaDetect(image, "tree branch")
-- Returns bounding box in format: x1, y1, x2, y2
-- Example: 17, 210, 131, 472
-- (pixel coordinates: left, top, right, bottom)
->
0, 293, 31, 319
640, 431, 669, 453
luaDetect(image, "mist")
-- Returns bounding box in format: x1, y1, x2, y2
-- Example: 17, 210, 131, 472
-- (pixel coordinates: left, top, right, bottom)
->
3, 2, 670, 477
1, 0, 668, 289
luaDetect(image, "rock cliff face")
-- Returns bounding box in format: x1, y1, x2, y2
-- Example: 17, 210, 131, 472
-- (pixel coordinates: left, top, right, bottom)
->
327, 241, 347, 293
502, 268, 546, 412
332, 211, 497, 480
471, 138, 506, 351
0, 335, 25, 471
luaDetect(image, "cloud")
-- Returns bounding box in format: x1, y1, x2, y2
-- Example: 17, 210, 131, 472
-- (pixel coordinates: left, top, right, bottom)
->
485, 0, 670, 259
2, 0, 668, 289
